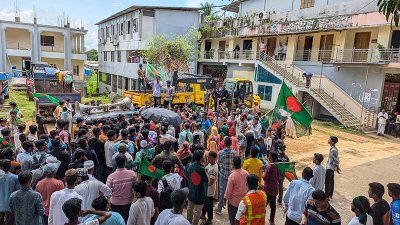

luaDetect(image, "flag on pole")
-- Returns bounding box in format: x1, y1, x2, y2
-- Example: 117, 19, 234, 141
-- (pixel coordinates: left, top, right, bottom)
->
261, 81, 313, 137
139, 158, 164, 179
146, 63, 164, 81
276, 162, 298, 181
32, 93, 60, 104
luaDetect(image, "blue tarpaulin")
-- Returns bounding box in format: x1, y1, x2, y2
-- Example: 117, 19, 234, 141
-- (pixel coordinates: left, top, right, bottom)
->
44, 67, 56, 75
84, 68, 92, 76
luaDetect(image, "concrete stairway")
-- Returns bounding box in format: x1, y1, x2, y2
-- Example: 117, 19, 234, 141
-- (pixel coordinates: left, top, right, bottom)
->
258, 55, 365, 128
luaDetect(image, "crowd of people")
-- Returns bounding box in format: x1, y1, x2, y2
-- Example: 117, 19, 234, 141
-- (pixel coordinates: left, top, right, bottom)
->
0, 95, 400, 225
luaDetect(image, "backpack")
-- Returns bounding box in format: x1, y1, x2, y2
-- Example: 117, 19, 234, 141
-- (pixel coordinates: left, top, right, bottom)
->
159, 178, 174, 212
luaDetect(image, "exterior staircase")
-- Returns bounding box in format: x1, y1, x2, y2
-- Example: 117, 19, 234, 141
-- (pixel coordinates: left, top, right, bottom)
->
258, 55, 368, 128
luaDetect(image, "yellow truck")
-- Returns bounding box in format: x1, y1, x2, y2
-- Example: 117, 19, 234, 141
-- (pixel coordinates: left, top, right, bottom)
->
123, 73, 260, 108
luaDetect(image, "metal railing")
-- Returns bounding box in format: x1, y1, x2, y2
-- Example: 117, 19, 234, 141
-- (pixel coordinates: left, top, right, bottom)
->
335, 48, 400, 63
41, 45, 64, 53
6, 43, 30, 50
200, 50, 260, 61
294, 50, 334, 62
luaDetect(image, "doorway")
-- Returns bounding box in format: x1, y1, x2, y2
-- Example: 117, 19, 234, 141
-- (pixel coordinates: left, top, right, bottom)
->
243, 40, 253, 59
303, 36, 314, 61
353, 32, 371, 61
319, 34, 334, 62
267, 38, 277, 57
219, 41, 226, 59
205, 40, 212, 59
22, 57, 31, 71
390, 30, 400, 48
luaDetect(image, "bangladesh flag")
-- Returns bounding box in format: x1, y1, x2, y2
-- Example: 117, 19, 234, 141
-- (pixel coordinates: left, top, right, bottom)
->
32, 93, 60, 104
0, 137, 15, 150
139, 158, 164, 179
276, 162, 298, 181
146, 63, 164, 81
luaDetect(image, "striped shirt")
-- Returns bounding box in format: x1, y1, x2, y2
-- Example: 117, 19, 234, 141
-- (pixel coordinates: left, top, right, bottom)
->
304, 200, 341, 225
106, 168, 137, 205
219, 148, 237, 180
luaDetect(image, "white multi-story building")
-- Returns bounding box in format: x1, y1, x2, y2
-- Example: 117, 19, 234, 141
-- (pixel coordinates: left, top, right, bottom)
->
96, 5, 200, 95
0, 17, 87, 83
198, 0, 400, 128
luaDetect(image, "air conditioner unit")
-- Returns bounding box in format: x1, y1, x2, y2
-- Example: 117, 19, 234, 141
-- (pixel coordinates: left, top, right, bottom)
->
258, 11, 270, 20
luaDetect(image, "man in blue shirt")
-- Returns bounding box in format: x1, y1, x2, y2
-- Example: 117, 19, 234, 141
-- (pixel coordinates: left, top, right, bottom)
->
9, 171, 44, 225
201, 113, 212, 133
85, 196, 125, 225
113, 129, 135, 154
16, 141, 34, 171
284, 167, 315, 225
0, 159, 20, 225
388, 183, 400, 225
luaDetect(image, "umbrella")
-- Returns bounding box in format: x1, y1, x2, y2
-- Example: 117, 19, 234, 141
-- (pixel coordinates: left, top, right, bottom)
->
141, 108, 181, 128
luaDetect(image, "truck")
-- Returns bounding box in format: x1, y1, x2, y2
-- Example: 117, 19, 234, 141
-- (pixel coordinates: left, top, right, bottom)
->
0, 71, 11, 105
123, 72, 260, 109
27, 62, 81, 122
123, 73, 217, 107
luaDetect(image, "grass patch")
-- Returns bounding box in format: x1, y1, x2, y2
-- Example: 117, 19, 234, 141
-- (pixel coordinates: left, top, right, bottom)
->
6, 90, 36, 122
82, 95, 113, 104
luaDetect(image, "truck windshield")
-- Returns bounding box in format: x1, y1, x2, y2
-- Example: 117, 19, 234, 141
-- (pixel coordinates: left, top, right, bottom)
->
224, 82, 236, 95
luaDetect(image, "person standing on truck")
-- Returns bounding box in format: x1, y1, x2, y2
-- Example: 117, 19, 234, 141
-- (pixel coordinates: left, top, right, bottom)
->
53, 101, 64, 121
164, 80, 175, 110
138, 64, 147, 93
149, 76, 163, 107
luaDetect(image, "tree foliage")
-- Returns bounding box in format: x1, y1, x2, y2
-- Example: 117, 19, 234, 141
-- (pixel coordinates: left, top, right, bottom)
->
378, 0, 400, 27
200, 2, 214, 16
142, 27, 199, 74
86, 49, 98, 61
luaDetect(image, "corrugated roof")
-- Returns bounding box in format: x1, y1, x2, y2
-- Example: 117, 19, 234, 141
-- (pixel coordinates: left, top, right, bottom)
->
96, 5, 200, 25
221, 0, 247, 13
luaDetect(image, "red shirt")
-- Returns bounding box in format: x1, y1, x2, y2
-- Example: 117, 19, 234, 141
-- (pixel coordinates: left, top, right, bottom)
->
35, 178, 65, 216
263, 163, 280, 196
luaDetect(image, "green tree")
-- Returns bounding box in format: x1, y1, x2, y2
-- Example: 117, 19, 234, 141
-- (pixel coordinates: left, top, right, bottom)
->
86, 49, 98, 61
200, 2, 214, 16
378, 0, 400, 26
142, 27, 199, 75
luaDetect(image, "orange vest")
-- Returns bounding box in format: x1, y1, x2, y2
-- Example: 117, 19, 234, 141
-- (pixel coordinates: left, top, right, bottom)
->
240, 190, 267, 225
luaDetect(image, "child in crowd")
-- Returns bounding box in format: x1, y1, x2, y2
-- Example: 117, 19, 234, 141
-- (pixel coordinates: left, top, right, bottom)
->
27, 125, 38, 142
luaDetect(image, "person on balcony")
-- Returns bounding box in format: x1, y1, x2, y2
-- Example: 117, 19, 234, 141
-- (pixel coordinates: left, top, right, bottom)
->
234, 44, 240, 59
258, 40, 266, 60
377, 109, 388, 136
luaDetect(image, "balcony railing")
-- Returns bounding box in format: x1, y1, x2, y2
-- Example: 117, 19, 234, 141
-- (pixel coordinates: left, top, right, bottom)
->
294, 50, 334, 62
41, 45, 64, 53
200, 50, 260, 61
335, 48, 400, 63
6, 43, 30, 50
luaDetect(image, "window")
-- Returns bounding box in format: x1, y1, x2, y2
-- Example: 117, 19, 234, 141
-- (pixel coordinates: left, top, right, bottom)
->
106, 27, 109, 38
40, 35, 55, 46
112, 25, 115, 36
110, 51, 115, 62
258, 85, 273, 101
127, 21, 131, 34
117, 51, 121, 62
133, 19, 137, 33
106, 73, 111, 85
118, 76, 123, 89
120, 23, 124, 35
103, 51, 107, 61
255, 65, 281, 84
112, 75, 117, 92
301, 0, 315, 9
73, 65, 80, 76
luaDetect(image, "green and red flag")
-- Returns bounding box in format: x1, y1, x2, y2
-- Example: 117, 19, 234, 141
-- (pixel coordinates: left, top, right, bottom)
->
262, 81, 313, 137
0, 137, 15, 150
139, 157, 164, 179
146, 63, 164, 81
32, 93, 60, 104
276, 162, 298, 181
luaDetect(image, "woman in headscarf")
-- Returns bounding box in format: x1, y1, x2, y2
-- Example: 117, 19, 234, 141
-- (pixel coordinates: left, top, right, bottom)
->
177, 141, 192, 161
349, 196, 373, 225
207, 126, 220, 144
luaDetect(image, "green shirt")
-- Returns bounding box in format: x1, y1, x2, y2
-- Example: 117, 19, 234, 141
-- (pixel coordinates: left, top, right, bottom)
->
187, 162, 208, 205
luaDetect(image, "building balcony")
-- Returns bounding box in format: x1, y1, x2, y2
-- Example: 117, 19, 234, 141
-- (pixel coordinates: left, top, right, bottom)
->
41, 51, 65, 59
294, 50, 334, 62
6, 48, 31, 57
334, 49, 400, 64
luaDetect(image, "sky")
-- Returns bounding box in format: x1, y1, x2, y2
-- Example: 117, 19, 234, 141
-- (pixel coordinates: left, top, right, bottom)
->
0, 0, 229, 50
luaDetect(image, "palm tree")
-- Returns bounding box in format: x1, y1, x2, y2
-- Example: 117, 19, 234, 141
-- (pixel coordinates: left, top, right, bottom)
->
200, 2, 214, 16
378, 0, 400, 26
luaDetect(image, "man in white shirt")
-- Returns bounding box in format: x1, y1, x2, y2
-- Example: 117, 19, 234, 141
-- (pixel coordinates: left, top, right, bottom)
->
105, 130, 116, 172
258, 39, 266, 60
377, 108, 389, 136
49, 169, 84, 225
127, 181, 154, 225
74, 168, 111, 211
157, 160, 181, 193
164, 80, 175, 110
309, 153, 326, 191
155, 189, 190, 225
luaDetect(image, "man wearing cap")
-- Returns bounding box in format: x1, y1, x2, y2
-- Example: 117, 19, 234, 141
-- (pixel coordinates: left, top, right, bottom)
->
164, 80, 175, 109
48, 169, 84, 225
155, 188, 190, 225
235, 174, 267, 225
74, 168, 112, 214
83, 160, 97, 181
35, 162, 64, 225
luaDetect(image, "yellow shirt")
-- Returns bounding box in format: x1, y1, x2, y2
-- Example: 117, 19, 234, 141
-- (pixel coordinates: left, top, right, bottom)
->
243, 158, 263, 185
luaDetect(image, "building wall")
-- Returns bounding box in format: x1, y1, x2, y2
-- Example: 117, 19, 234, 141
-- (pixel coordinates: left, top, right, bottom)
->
40, 31, 64, 53
5, 28, 30, 50
155, 10, 199, 37
72, 59, 85, 81
142, 15, 155, 41
294, 61, 385, 110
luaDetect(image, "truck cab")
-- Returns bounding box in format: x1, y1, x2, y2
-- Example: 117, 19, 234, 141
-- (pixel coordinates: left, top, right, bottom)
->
223, 78, 260, 109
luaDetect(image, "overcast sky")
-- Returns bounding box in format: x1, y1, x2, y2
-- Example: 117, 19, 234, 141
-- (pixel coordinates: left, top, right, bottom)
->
0, 0, 228, 50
